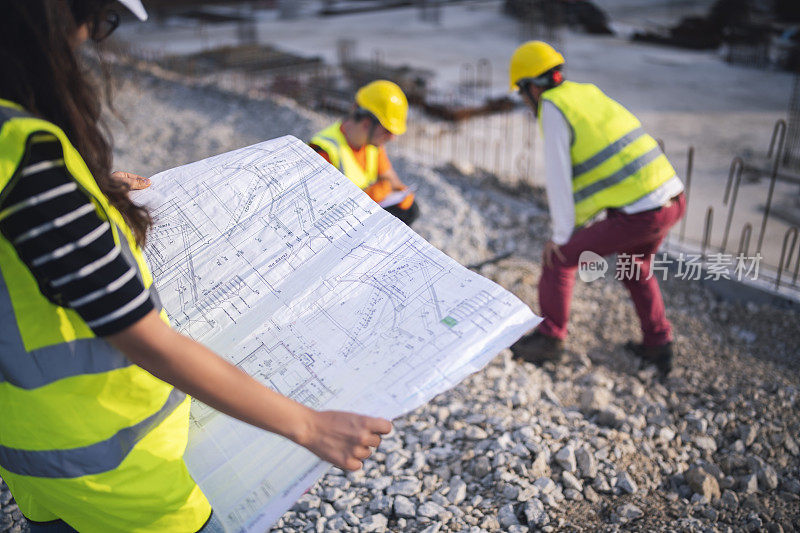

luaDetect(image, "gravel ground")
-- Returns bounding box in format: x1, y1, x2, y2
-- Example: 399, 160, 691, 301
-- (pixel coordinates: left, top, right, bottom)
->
1, 64, 798, 533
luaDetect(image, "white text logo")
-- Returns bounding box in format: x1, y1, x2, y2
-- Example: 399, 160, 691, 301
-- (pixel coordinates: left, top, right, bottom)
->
578, 251, 608, 282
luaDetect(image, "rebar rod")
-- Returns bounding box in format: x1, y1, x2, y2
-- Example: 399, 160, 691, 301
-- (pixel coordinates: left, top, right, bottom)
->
776, 227, 798, 289
757, 119, 786, 254
679, 146, 694, 243
721, 157, 744, 252
737, 223, 753, 257
701, 206, 714, 260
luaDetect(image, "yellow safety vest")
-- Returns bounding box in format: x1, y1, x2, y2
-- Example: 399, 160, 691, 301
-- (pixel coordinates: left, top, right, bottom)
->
310, 121, 379, 190
540, 81, 676, 226
0, 100, 211, 532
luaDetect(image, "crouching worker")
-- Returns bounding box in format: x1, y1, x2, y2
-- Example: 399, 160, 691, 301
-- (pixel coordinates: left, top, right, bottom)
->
310, 80, 420, 226
507, 41, 686, 374
0, 2, 391, 532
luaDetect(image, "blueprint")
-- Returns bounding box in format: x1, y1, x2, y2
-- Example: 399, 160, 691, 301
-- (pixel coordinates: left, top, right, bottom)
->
133, 136, 540, 532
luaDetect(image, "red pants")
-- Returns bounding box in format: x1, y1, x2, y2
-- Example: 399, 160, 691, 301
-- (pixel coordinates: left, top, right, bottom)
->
538, 193, 686, 346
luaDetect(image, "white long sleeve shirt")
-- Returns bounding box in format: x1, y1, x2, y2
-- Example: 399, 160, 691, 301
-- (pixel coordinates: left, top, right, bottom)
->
540, 100, 684, 245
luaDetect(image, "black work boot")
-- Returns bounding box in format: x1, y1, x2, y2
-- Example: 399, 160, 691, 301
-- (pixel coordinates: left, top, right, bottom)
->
511, 331, 564, 364
624, 341, 674, 375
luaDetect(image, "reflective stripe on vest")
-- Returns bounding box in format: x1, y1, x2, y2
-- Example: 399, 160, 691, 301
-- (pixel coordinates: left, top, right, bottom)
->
540, 82, 676, 226
0, 99, 210, 532
571, 126, 645, 177
572, 145, 663, 203
0, 387, 185, 478
311, 121, 379, 189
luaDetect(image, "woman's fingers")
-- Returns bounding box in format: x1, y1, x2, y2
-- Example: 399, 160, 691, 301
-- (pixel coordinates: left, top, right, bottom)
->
112, 170, 151, 190
343, 457, 363, 471
361, 432, 382, 448
353, 446, 371, 460
367, 417, 392, 434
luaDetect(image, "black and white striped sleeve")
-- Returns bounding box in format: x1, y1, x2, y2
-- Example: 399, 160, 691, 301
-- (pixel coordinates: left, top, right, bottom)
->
0, 134, 153, 336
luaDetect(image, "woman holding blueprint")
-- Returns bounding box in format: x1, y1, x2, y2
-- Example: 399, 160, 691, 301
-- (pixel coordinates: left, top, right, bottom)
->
0, 1, 391, 532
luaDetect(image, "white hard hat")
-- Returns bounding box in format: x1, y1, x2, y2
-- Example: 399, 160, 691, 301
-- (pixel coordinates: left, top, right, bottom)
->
119, 0, 148, 21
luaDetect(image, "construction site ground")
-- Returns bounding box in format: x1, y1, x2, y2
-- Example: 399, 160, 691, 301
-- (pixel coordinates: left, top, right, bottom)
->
2, 52, 798, 532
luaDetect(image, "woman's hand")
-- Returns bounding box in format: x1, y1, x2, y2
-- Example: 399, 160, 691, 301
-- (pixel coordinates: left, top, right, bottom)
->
112, 171, 151, 190
299, 411, 392, 471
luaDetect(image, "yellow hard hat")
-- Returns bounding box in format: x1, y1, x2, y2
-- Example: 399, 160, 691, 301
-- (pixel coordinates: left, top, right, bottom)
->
509, 41, 565, 91
355, 80, 408, 136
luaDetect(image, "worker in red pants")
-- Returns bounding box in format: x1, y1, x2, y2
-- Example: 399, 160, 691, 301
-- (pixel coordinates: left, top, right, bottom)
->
507, 41, 686, 373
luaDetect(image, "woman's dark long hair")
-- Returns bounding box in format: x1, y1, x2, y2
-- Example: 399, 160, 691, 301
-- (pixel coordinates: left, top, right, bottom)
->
0, 0, 151, 246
